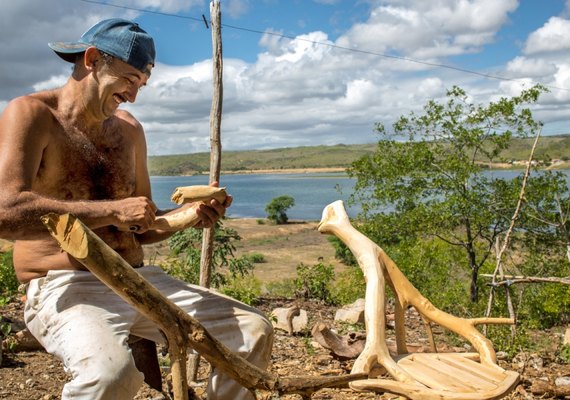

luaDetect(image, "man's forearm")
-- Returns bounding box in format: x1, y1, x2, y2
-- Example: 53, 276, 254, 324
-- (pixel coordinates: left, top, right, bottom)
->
0, 191, 116, 240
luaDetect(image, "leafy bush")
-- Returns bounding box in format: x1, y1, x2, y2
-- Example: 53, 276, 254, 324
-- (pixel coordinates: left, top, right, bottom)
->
377, 238, 476, 316
221, 275, 262, 305
327, 236, 357, 266
294, 262, 335, 304
264, 279, 296, 298
244, 252, 266, 263
559, 344, 570, 363
0, 251, 19, 302
329, 268, 366, 305
162, 257, 200, 286
164, 222, 254, 288
265, 195, 295, 224
513, 282, 570, 330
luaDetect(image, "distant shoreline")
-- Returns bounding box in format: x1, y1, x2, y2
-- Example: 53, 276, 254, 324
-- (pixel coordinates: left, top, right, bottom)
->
178, 162, 570, 177
173, 167, 348, 176
220, 167, 347, 175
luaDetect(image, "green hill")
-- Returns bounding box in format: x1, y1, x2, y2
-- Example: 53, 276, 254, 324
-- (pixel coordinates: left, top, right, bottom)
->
148, 135, 570, 176
148, 143, 377, 175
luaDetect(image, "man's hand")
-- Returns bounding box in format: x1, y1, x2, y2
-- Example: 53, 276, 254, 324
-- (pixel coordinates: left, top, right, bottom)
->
114, 196, 158, 233
193, 181, 233, 229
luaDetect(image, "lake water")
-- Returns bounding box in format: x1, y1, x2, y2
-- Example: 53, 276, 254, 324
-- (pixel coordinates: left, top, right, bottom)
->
151, 172, 359, 221
150, 170, 570, 221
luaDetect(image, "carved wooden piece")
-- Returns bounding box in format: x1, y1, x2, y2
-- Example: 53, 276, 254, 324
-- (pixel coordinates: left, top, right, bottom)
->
317, 200, 519, 400
170, 185, 227, 205
41, 212, 367, 399
311, 322, 365, 359
151, 186, 228, 231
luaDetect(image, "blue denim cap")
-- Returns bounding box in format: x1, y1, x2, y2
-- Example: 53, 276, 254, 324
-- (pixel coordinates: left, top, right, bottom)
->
48, 18, 155, 74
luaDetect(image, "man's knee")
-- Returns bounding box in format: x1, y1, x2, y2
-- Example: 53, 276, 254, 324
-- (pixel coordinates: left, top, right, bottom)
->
100, 353, 144, 389
69, 350, 144, 398
245, 311, 274, 366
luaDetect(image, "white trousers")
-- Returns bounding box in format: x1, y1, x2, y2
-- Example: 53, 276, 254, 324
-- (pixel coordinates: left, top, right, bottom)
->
24, 267, 273, 400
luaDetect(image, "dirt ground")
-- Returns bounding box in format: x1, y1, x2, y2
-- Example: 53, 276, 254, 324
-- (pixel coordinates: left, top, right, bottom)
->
1, 218, 569, 399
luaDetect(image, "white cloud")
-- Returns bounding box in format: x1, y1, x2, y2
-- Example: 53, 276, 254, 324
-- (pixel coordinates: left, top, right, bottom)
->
32, 75, 69, 92
338, 0, 518, 60
118, 0, 203, 13
524, 17, 570, 54
225, 0, 250, 19
506, 56, 558, 78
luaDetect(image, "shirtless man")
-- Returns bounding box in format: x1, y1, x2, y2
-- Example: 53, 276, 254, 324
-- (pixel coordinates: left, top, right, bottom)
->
0, 19, 272, 400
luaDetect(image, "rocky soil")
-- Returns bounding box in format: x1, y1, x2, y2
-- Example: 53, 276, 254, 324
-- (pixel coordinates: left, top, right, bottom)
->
1, 296, 569, 399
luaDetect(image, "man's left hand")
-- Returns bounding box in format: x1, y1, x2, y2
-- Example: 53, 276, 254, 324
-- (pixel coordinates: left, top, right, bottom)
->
194, 182, 233, 229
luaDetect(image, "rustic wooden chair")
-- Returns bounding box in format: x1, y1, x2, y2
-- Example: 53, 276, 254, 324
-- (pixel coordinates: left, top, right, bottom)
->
317, 200, 520, 400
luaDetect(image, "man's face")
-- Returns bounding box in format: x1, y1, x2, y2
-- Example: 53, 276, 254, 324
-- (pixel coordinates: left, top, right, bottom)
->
96, 53, 152, 116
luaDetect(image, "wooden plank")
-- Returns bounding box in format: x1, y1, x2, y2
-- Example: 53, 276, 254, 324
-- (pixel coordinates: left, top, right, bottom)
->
411, 355, 497, 391
436, 354, 506, 383
398, 356, 473, 392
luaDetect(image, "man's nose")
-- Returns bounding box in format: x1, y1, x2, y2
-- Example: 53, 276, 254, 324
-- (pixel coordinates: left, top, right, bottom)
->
126, 85, 139, 103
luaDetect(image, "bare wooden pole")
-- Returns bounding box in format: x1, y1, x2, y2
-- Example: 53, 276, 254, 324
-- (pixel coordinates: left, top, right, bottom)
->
483, 129, 541, 335
199, 0, 223, 288
190, 0, 224, 383
482, 274, 570, 286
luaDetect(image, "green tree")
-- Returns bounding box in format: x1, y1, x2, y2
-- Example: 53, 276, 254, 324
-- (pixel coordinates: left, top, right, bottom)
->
348, 85, 546, 302
265, 195, 295, 224
521, 170, 570, 263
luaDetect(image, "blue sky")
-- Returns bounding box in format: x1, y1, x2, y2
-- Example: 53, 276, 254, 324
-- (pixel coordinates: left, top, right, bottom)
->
139, 1, 566, 68
455, 1, 565, 69
132, 1, 374, 65
2, 0, 570, 155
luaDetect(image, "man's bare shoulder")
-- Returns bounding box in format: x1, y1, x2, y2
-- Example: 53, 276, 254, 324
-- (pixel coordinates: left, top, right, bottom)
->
115, 109, 142, 129
1, 91, 60, 125
113, 109, 146, 145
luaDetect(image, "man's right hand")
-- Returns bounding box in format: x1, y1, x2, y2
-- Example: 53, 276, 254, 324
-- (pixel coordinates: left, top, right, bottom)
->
113, 196, 157, 233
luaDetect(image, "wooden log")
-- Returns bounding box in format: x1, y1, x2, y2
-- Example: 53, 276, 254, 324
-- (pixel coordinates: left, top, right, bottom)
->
41, 213, 368, 398
170, 186, 227, 206
194, 0, 225, 376
530, 380, 570, 397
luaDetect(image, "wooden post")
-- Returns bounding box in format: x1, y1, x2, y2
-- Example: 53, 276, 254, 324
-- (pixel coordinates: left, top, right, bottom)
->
199, 0, 223, 289
191, 0, 224, 383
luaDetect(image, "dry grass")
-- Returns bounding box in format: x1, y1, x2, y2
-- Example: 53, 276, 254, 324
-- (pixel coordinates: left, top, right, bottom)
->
143, 218, 345, 284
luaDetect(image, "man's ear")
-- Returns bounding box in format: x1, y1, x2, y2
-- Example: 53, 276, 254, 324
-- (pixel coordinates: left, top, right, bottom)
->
84, 47, 101, 71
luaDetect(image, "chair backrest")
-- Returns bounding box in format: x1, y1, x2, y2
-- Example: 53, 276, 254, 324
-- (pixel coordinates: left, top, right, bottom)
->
318, 200, 515, 371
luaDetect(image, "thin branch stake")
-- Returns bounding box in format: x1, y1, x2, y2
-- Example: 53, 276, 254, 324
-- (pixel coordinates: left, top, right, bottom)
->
483, 129, 542, 335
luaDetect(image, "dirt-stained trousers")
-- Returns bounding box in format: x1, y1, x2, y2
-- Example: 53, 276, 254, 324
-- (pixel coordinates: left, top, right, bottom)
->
24, 266, 274, 400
